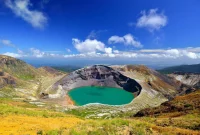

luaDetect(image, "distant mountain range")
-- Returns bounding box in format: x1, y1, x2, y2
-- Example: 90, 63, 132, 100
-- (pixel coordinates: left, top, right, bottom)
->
158, 64, 200, 74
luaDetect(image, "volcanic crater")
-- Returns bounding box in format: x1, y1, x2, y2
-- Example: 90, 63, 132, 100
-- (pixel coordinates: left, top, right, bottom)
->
44, 65, 142, 106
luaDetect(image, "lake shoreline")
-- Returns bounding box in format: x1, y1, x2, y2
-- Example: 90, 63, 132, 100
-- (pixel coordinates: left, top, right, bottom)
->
68, 86, 134, 106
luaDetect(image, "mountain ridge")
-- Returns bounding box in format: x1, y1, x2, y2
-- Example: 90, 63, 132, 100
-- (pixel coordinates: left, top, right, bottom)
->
158, 63, 200, 74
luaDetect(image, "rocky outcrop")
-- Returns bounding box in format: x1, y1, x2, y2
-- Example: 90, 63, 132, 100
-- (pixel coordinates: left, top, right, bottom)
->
168, 72, 200, 88
0, 71, 16, 88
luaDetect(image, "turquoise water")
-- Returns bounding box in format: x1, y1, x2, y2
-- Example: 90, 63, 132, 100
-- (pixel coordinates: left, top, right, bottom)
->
68, 86, 134, 106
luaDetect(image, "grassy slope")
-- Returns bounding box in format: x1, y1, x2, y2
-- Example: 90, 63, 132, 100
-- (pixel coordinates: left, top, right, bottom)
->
0, 97, 199, 135
135, 90, 200, 118
0, 55, 39, 80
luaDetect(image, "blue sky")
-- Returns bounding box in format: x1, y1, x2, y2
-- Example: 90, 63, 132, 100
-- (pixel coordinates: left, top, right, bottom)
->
0, 0, 200, 67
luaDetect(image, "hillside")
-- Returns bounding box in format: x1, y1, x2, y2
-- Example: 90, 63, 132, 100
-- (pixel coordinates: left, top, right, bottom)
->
38, 66, 64, 77
135, 90, 200, 117
158, 64, 200, 74
0, 55, 65, 99
134, 90, 200, 131
0, 96, 199, 134
0, 55, 40, 80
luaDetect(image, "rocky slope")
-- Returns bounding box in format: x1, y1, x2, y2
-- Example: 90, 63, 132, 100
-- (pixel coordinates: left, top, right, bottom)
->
168, 72, 200, 88
0, 70, 16, 88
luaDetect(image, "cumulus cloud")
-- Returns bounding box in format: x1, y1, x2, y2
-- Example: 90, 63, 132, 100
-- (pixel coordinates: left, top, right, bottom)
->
0, 39, 15, 47
63, 48, 200, 59
136, 8, 167, 32
72, 38, 105, 53
105, 47, 112, 54
5, 0, 47, 28
108, 34, 143, 48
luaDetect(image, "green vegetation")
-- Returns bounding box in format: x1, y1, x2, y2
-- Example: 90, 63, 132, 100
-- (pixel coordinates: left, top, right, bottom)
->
0, 96, 199, 134
66, 118, 151, 135
158, 64, 200, 74
0, 98, 66, 117
0, 86, 16, 97
18, 74, 35, 80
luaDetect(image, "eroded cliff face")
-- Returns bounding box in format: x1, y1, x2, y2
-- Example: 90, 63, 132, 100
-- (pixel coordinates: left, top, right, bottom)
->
112, 65, 181, 99
0, 70, 16, 88
168, 72, 200, 88
47, 65, 142, 99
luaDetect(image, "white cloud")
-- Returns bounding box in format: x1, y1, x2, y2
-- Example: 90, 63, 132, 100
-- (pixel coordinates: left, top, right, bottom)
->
2, 45, 200, 61
30, 48, 45, 58
108, 36, 124, 44
105, 47, 112, 54
0, 39, 15, 47
165, 49, 180, 58
183, 51, 198, 59
63, 48, 200, 60
72, 38, 105, 53
3, 52, 22, 58
136, 8, 167, 32
108, 34, 143, 48
5, 0, 47, 28
113, 50, 119, 54
186, 47, 200, 53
